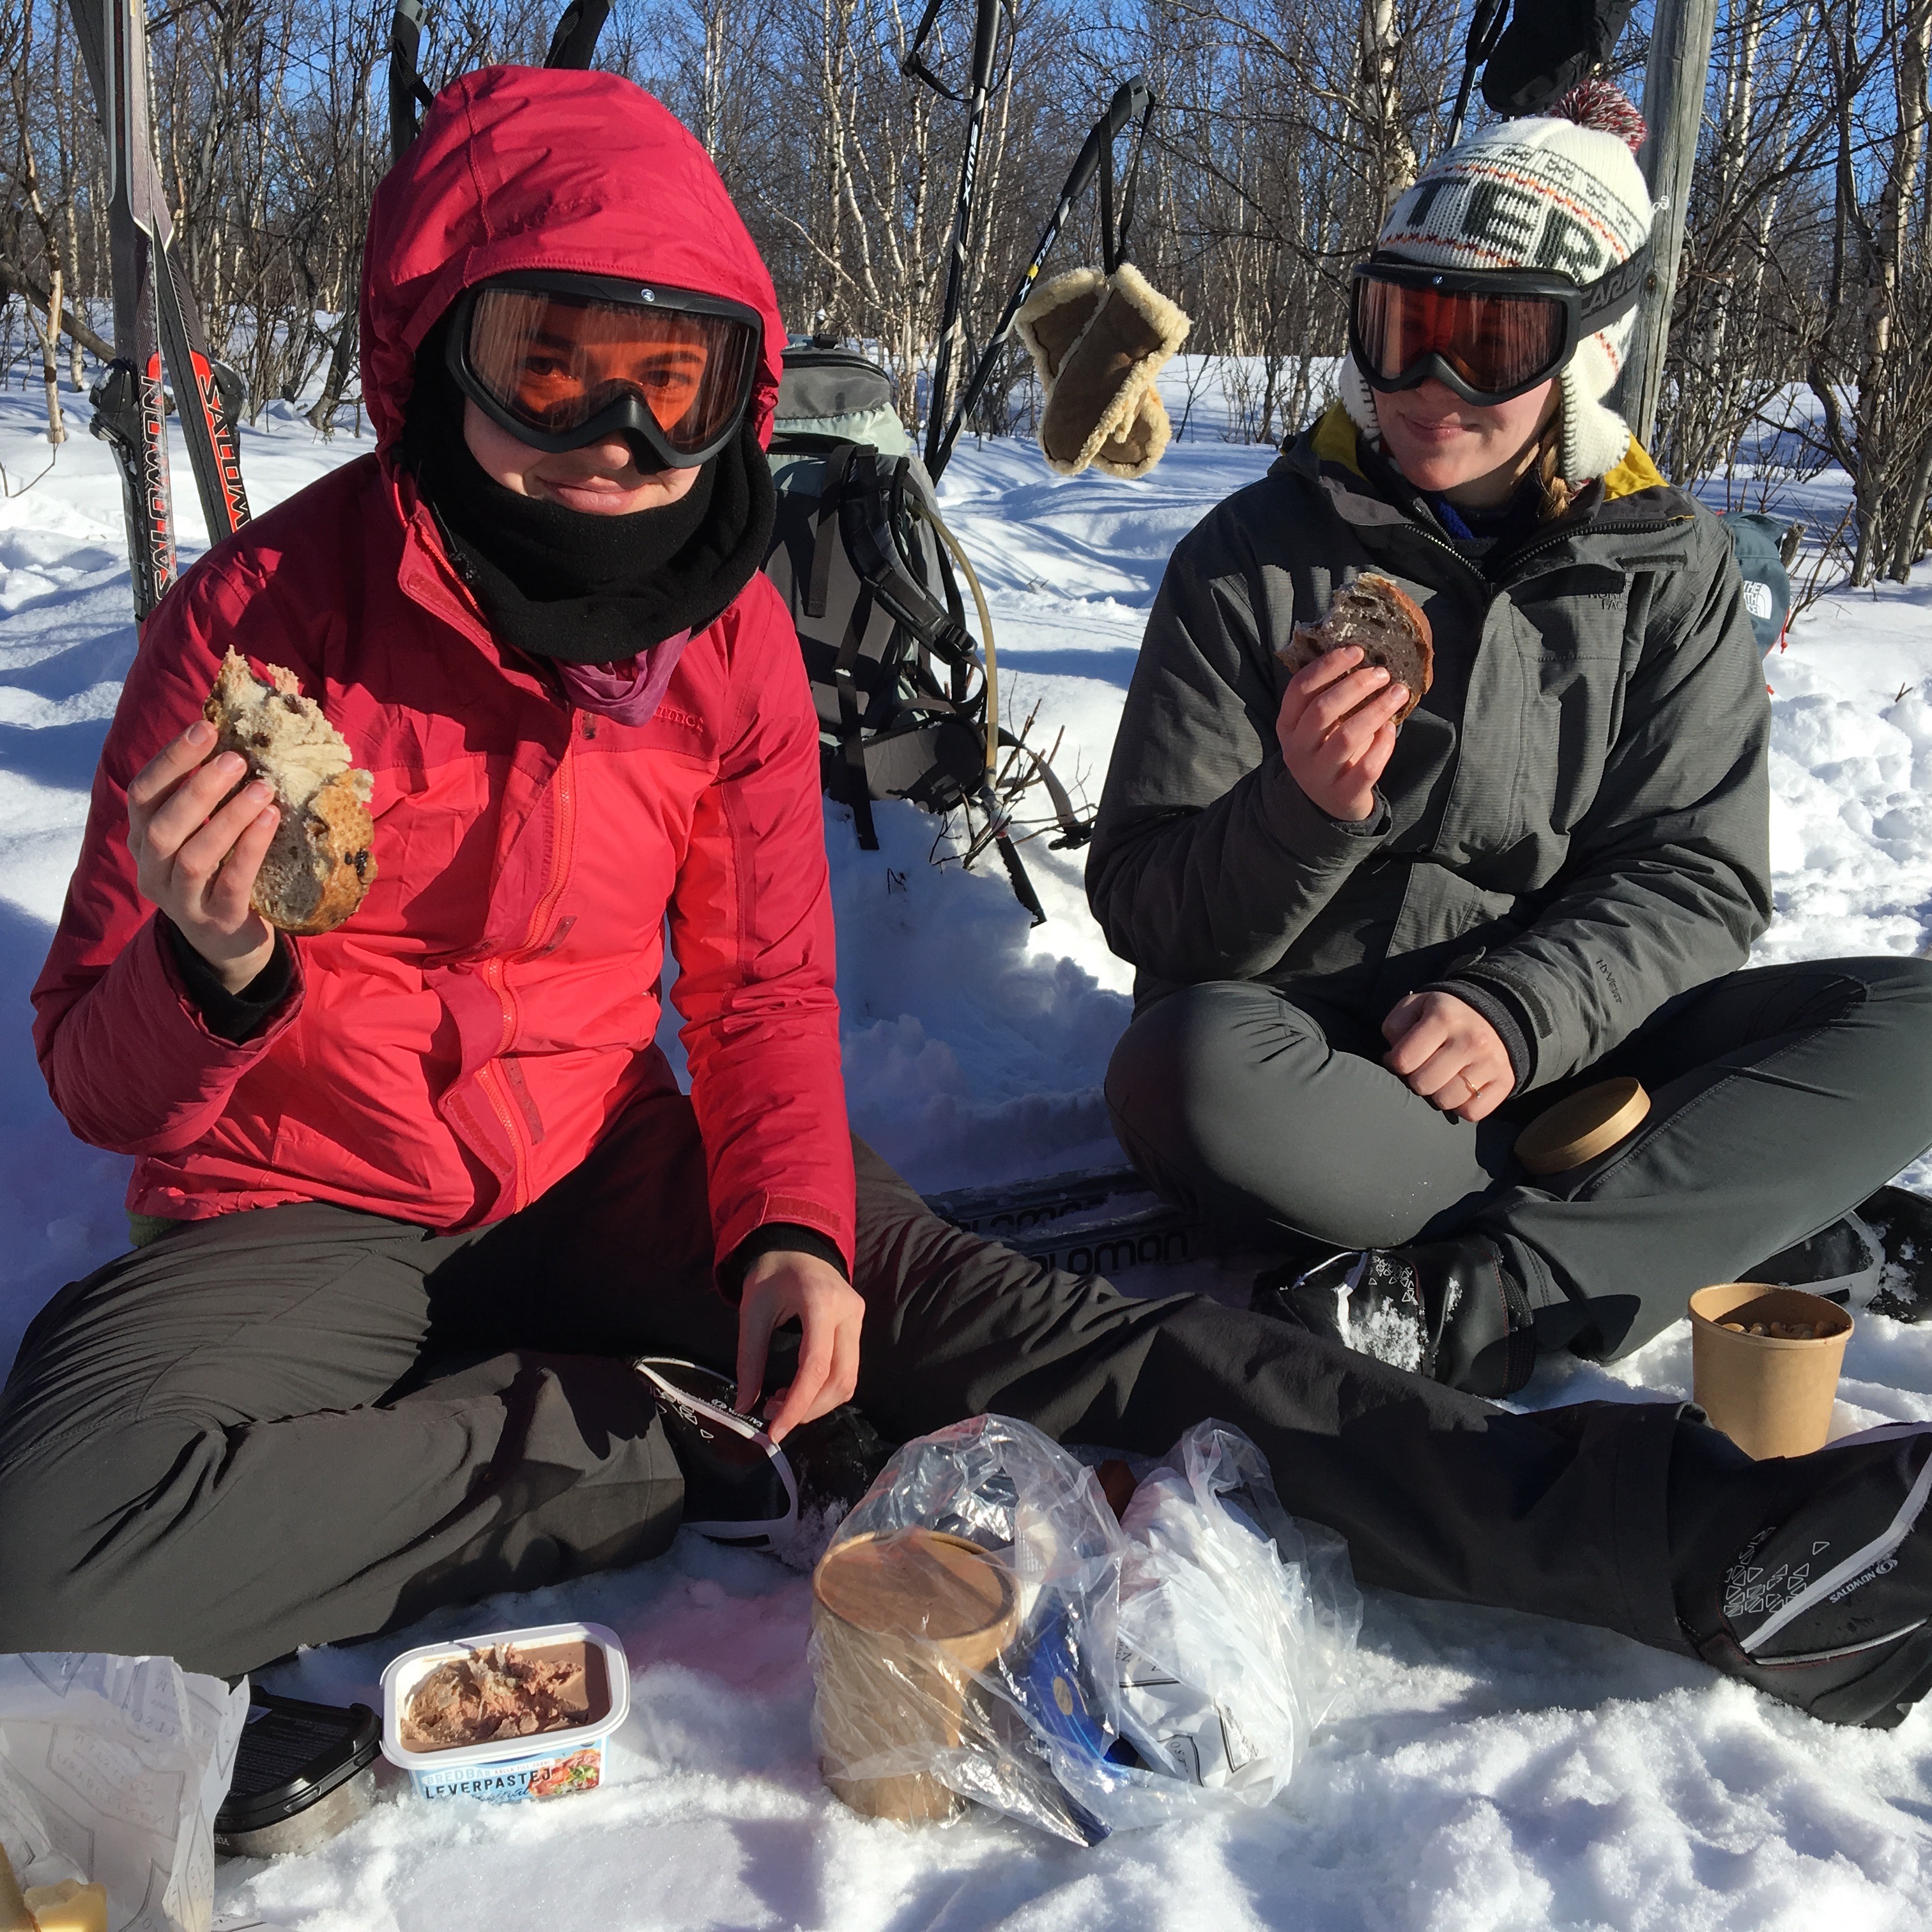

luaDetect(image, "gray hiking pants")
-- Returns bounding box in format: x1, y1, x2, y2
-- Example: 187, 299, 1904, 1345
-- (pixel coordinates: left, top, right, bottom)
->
1106, 956, 1932, 1360
0, 1084, 1729, 1678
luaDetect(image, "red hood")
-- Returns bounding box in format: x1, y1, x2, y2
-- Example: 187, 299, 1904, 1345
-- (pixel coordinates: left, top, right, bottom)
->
360, 66, 784, 455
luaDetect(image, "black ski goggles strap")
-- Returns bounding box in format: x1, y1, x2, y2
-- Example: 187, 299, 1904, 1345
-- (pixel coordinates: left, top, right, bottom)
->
1349, 241, 1652, 407
445, 272, 763, 469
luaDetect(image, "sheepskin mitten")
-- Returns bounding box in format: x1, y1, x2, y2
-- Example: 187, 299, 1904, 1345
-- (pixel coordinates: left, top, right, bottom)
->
1342, 79, 1653, 486
1016, 262, 1191, 480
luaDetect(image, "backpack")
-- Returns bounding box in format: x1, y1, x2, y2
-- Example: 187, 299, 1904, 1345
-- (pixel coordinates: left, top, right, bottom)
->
761, 342, 1089, 920
1719, 510, 1798, 656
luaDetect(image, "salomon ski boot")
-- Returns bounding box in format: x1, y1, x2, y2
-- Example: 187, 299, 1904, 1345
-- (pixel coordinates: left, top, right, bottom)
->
1680, 1422, 1932, 1728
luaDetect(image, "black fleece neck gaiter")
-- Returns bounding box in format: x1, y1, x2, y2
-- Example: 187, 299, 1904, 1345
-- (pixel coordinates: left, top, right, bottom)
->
399, 337, 774, 665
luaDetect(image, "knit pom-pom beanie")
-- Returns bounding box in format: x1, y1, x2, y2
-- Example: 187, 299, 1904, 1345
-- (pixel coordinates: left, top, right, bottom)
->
1342, 82, 1653, 486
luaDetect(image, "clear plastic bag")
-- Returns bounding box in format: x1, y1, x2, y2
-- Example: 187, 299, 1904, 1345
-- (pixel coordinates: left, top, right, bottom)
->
1113, 1425, 1361, 1807
807, 1415, 1360, 1843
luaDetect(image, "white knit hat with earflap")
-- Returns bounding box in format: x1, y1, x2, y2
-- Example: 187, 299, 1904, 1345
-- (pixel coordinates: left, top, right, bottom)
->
1341, 81, 1654, 487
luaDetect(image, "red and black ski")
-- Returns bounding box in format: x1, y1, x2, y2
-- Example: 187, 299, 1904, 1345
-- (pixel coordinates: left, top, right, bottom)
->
151, 240, 251, 547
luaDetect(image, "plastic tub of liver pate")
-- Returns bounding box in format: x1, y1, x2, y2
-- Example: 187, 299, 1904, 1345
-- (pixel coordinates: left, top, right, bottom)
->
379, 1620, 630, 1802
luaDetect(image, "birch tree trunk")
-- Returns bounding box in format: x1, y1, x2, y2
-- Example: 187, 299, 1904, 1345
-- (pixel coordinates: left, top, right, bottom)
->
1356, 0, 1416, 218
1866, 0, 1932, 578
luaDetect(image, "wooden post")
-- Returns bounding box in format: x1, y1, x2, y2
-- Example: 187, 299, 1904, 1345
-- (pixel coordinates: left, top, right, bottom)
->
1617, 0, 1722, 450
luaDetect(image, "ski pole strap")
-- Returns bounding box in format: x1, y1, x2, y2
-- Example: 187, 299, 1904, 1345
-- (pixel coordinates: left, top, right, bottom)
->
901, 0, 963, 98
1446, 0, 1511, 150
1098, 83, 1154, 273
545, 0, 611, 67
388, 1, 434, 164
1100, 116, 1116, 273
903, 0, 1000, 100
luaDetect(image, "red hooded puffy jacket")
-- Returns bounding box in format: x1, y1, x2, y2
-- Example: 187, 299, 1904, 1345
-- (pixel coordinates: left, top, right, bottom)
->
31, 66, 855, 1269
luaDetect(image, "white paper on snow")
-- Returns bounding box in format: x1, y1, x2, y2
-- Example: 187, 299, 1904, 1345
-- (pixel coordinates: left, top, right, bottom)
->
0, 1653, 247, 1932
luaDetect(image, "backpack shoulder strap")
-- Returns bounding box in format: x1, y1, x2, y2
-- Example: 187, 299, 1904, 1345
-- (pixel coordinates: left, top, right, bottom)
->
840, 454, 976, 668
806, 443, 860, 620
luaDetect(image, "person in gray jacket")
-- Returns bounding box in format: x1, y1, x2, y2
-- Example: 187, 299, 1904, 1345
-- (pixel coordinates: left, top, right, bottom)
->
1091, 88, 1932, 1397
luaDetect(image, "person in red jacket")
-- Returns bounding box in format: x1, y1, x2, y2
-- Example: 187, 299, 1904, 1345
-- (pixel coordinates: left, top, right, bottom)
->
31, 58, 859, 1445
4, 66, 1932, 1736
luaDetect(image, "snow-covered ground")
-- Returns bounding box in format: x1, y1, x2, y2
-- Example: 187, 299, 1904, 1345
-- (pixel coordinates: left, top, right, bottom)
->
3, 375, 1932, 1931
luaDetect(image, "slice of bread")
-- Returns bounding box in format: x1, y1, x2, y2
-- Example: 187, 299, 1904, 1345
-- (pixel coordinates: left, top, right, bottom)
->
1276, 571, 1434, 723
204, 649, 375, 935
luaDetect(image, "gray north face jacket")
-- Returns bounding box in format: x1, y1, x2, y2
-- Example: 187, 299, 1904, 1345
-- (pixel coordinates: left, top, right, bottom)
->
1085, 404, 1774, 1092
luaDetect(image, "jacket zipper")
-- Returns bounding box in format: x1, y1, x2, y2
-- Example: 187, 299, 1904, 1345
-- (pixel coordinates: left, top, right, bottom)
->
1368, 515, 1688, 951
1489, 513, 1684, 583
521, 725, 578, 953
1399, 514, 1683, 599
475, 1050, 528, 1209
390, 541, 584, 1216
477, 724, 579, 1214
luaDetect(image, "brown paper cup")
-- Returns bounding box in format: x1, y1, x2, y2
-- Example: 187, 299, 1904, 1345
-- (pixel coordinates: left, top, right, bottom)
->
1689, 1284, 1854, 1459
810, 1528, 1020, 1825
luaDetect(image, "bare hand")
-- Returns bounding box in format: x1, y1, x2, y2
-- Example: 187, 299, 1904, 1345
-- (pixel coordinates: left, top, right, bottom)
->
1276, 645, 1409, 822
1382, 990, 1515, 1122
126, 718, 279, 993
734, 1249, 864, 1442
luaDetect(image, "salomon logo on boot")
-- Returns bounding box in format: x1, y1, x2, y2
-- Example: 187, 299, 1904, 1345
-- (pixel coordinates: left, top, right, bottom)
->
1690, 1423, 1932, 1728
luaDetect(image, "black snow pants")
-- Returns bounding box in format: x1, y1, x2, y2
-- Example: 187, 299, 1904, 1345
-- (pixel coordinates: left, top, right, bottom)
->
0, 1084, 1745, 1678
1105, 956, 1932, 1361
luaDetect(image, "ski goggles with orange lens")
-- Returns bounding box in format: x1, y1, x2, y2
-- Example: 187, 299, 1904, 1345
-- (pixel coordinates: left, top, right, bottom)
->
1348, 247, 1651, 406
446, 273, 763, 468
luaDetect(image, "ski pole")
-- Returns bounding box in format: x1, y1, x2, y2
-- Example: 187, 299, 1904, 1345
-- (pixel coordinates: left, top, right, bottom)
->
150, 235, 250, 548
72, 1, 251, 599
919, 0, 1002, 476
930, 76, 1151, 483
389, 1, 434, 164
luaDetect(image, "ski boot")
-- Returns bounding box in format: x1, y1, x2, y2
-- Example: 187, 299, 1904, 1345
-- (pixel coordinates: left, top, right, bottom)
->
1252, 1236, 1537, 1397
1678, 1420, 1932, 1728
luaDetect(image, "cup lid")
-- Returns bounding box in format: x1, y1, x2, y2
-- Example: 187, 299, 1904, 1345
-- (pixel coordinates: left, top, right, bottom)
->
813, 1529, 1015, 1640
1515, 1078, 1650, 1175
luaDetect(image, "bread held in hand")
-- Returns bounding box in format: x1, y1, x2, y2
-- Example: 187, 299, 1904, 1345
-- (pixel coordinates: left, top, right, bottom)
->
204, 649, 375, 935
1276, 571, 1434, 723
